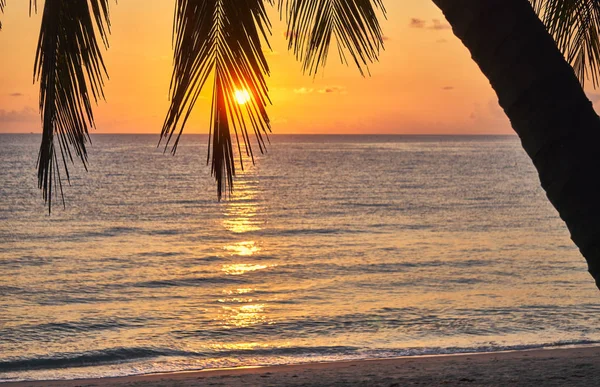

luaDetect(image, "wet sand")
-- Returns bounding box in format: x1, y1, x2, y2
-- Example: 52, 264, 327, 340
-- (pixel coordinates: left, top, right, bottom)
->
6, 346, 600, 386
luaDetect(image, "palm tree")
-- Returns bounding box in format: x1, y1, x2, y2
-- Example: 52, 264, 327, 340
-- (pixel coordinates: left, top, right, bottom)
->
2, 0, 600, 290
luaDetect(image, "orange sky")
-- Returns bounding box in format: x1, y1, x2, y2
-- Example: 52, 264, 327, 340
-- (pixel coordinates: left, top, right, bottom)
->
0, 1, 514, 134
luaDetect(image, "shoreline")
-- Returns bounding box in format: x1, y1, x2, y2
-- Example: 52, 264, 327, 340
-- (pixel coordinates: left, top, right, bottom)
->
5, 345, 600, 386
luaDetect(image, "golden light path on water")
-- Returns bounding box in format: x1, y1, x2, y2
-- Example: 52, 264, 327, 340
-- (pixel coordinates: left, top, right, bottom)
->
220, 159, 273, 331
222, 181, 261, 233
223, 241, 260, 257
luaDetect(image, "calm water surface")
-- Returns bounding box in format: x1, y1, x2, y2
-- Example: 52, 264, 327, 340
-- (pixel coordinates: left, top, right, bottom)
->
1, 134, 598, 381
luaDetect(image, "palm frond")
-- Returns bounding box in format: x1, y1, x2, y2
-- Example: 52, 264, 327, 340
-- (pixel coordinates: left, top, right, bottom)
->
532, 0, 600, 87
279, 0, 386, 76
0, 0, 6, 30
33, 0, 111, 212
161, 0, 272, 199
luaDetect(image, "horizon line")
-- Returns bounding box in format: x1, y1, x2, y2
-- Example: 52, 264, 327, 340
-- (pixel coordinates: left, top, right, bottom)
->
0, 132, 518, 136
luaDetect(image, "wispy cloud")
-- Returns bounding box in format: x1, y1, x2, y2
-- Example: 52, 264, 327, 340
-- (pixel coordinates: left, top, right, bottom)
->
0, 107, 38, 123
409, 18, 451, 30
430, 19, 451, 30
9, 92, 23, 97
294, 86, 348, 95
409, 18, 426, 29
293, 87, 314, 94
470, 99, 506, 122
442, 86, 454, 91
318, 86, 347, 94
587, 92, 600, 104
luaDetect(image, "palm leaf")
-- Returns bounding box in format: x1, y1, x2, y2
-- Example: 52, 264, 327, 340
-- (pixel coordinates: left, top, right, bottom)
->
532, 0, 600, 86
162, 0, 386, 199
33, 0, 111, 212
279, 0, 387, 76
161, 0, 273, 199
0, 0, 6, 30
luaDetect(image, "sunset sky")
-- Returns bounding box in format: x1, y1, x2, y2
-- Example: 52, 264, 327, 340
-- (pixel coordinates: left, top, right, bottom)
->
1, 1, 517, 134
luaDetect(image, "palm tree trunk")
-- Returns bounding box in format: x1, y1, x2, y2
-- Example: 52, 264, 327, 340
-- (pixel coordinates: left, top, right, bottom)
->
432, 0, 600, 290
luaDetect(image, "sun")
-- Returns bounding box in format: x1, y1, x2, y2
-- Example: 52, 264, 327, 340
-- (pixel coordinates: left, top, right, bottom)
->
234, 89, 251, 105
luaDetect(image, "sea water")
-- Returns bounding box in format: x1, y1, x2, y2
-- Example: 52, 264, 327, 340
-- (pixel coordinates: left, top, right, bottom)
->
1, 134, 598, 382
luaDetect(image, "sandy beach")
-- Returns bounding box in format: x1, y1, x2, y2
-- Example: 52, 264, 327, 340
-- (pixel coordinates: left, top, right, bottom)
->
4, 346, 600, 387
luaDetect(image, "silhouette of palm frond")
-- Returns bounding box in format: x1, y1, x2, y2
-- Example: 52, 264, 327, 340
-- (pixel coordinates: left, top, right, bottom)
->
33, 0, 111, 212
162, 0, 386, 199
0, 0, 6, 29
161, 0, 274, 199
532, 0, 600, 86
279, 0, 386, 76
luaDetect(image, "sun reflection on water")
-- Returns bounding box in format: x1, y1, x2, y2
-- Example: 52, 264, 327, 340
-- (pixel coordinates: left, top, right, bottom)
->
220, 304, 268, 327
217, 297, 255, 303
222, 288, 254, 295
223, 206, 261, 233
221, 263, 269, 275
224, 241, 260, 256
217, 167, 274, 329
210, 342, 269, 351
223, 178, 262, 233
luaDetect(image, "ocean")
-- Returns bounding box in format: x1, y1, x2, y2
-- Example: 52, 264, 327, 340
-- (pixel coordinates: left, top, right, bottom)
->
1, 134, 599, 382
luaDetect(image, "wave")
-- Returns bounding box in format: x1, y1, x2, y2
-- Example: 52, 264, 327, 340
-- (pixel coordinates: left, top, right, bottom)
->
2, 341, 599, 375
133, 275, 249, 289
0, 346, 358, 373
6, 305, 600, 347
0, 347, 186, 372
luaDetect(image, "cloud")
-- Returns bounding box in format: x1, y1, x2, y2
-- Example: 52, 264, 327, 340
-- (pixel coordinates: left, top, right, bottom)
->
9, 92, 24, 97
436, 39, 448, 44
293, 86, 347, 95
409, 18, 426, 28
318, 86, 347, 94
587, 92, 600, 104
442, 86, 454, 91
284, 31, 299, 39
382, 35, 391, 41
293, 87, 314, 94
430, 19, 451, 30
409, 18, 451, 31
272, 117, 289, 125
0, 107, 38, 123
470, 99, 506, 122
